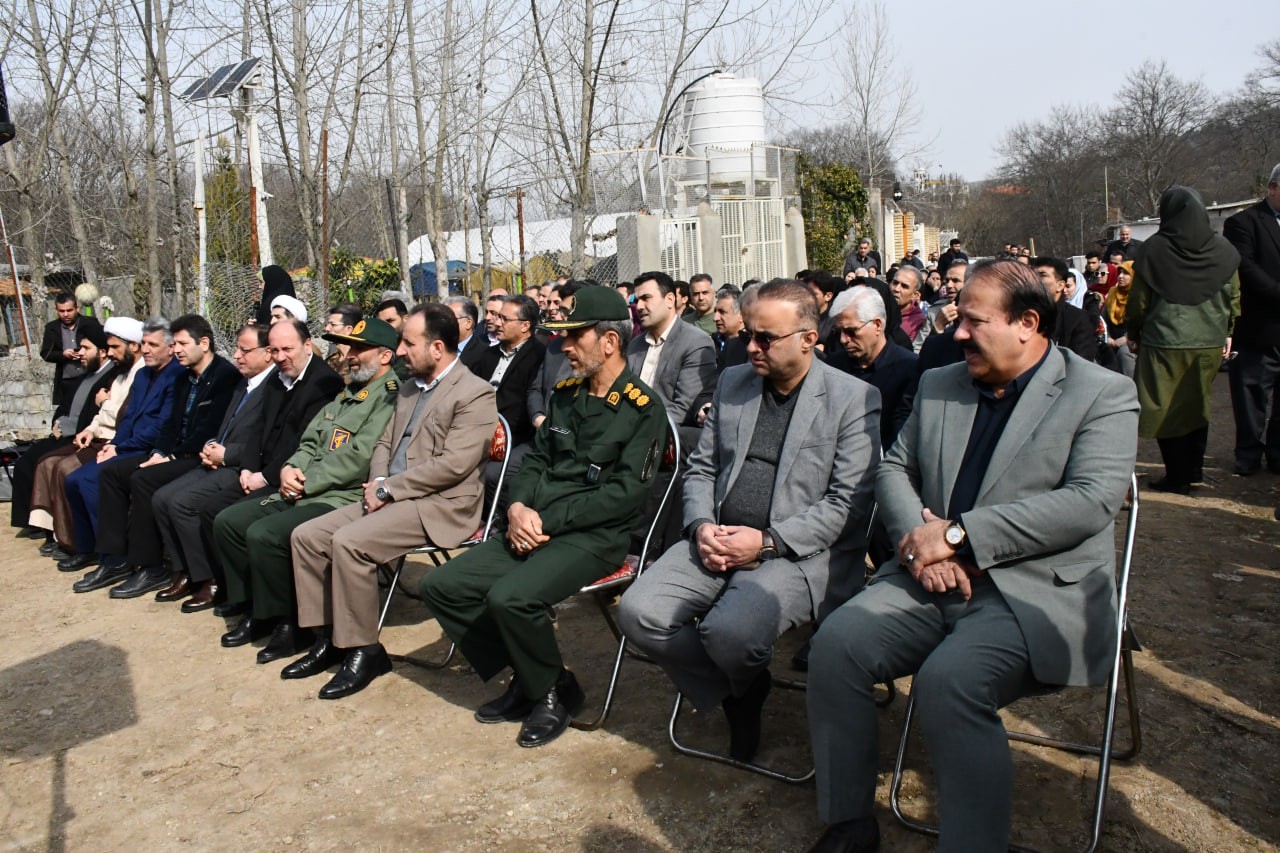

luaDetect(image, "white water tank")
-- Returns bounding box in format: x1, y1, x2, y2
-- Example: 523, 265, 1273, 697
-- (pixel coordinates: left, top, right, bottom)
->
680, 74, 767, 183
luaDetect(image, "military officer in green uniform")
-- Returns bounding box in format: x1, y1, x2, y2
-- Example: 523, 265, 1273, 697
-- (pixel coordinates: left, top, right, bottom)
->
214, 317, 401, 665
420, 287, 669, 748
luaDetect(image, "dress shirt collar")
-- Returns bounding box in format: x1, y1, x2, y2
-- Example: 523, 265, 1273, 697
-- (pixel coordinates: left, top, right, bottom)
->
645, 313, 680, 348
415, 354, 459, 392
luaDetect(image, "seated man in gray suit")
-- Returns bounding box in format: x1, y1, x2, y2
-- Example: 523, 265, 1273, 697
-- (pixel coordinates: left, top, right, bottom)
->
617, 279, 881, 763
804, 259, 1138, 853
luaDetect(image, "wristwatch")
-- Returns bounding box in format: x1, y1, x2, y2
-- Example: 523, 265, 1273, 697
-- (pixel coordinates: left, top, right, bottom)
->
758, 530, 779, 562
944, 521, 967, 548
374, 477, 392, 503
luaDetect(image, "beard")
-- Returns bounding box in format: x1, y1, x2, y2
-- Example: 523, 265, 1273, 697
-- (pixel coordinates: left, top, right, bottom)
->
348, 361, 379, 384
570, 350, 604, 379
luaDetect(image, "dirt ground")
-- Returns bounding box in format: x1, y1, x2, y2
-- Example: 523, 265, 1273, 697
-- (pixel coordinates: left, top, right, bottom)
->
1, 379, 1277, 852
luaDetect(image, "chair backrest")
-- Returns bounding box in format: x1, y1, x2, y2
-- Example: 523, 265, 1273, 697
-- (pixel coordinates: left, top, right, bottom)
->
636, 412, 682, 570
480, 415, 513, 540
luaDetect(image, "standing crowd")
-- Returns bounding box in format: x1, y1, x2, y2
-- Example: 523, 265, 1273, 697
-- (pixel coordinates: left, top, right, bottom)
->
8, 162, 1277, 852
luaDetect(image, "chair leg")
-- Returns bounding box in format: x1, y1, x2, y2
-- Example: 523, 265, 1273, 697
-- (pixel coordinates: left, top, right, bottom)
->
667, 688, 816, 784
379, 552, 457, 670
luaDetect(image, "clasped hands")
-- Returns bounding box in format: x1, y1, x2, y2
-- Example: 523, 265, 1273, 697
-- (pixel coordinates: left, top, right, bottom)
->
696, 523, 764, 573
898, 508, 983, 600
507, 502, 550, 554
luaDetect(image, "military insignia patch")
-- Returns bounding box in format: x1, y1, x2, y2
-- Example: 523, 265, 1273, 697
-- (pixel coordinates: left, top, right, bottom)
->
636, 394, 650, 407
356, 388, 369, 400
329, 428, 352, 451
607, 391, 621, 406
641, 438, 659, 480
385, 378, 399, 394
623, 382, 635, 395
628, 387, 641, 401
352, 320, 366, 335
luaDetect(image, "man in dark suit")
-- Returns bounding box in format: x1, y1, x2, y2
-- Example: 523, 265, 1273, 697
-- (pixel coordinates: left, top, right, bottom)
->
90, 314, 242, 599
10, 323, 118, 536
826, 286, 918, 450
1223, 164, 1280, 476
1032, 256, 1098, 362
466, 294, 546, 522
149, 324, 277, 611
39, 292, 103, 407
1105, 224, 1143, 262
618, 280, 880, 763
153, 318, 344, 616
842, 238, 882, 279
936, 238, 969, 280
805, 260, 1138, 852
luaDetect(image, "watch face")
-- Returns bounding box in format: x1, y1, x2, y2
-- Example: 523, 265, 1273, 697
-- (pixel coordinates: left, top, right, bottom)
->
946, 525, 964, 546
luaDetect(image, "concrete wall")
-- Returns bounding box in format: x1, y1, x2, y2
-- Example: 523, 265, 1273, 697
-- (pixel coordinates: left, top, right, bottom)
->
0, 347, 54, 440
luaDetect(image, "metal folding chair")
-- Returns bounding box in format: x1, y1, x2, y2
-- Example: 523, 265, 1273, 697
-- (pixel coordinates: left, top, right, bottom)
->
890, 473, 1142, 852
667, 503, 883, 784
377, 415, 512, 668
568, 412, 681, 731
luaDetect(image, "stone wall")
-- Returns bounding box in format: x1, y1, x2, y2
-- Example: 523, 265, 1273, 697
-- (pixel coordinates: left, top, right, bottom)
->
0, 347, 54, 440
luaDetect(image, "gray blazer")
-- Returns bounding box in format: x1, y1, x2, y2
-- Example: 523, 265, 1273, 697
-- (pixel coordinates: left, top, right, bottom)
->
626, 318, 717, 426
874, 346, 1138, 686
685, 359, 881, 616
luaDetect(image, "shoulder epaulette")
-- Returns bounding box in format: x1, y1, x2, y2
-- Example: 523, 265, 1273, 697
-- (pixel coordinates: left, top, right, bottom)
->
618, 381, 651, 409
384, 378, 399, 394
554, 376, 584, 391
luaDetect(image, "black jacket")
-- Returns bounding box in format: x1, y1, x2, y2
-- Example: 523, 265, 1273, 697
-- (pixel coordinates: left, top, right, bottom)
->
152, 355, 242, 457
467, 338, 546, 445
1223, 199, 1280, 348
1052, 301, 1099, 363
39, 315, 103, 402
258, 355, 345, 485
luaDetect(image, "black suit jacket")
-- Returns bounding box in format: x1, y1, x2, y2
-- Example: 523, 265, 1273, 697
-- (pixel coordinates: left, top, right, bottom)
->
458, 336, 489, 372
467, 338, 546, 445
39, 315, 103, 402
258, 355, 345, 485
1052, 301, 1098, 362
213, 367, 276, 469
152, 356, 242, 457
1223, 199, 1280, 348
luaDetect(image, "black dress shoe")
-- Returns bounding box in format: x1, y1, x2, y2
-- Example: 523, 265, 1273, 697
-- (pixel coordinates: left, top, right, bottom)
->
318, 645, 392, 699
18, 527, 48, 540
154, 572, 192, 602
475, 676, 537, 723
71, 561, 133, 593
59, 552, 99, 572
221, 615, 272, 647
214, 600, 249, 618
1148, 476, 1192, 495
256, 621, 313, 664
516, 670, 585, 748
723, 667, 772, 762
806, 818, 880, 853
51, 548, 80, 567
180, 581, 219, 613
39, 540, 65, 556
109, 567, 172, 599
281, 633, 344, 679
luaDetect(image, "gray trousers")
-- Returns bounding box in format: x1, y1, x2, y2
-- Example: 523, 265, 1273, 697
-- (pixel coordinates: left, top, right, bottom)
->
616, 539, 812, 712
808, 571, 1036, 853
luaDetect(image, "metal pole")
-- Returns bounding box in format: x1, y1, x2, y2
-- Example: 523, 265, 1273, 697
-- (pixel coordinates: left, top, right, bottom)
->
320, 128, 330, 308
515, 188, 526, 292
0, 201, 31, 354
193, 130, 208, 315
246, 97, 272, 266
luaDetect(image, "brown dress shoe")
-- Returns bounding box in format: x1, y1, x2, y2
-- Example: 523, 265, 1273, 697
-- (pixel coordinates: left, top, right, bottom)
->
181, 581, 219, 613
154, 572, 193, 602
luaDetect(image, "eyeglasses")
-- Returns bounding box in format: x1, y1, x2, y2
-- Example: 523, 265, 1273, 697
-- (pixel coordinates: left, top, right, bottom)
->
836, 321, 874, 339
497, 315, 528, 325
748, 329, 807, 351
234, 345, 266, 355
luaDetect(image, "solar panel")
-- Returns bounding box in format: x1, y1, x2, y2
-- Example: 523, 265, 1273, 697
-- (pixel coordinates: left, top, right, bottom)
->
181, 58, 262, 101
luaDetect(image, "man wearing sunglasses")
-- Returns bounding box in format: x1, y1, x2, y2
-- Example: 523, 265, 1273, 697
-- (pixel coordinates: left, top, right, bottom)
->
618, 278, 881, 764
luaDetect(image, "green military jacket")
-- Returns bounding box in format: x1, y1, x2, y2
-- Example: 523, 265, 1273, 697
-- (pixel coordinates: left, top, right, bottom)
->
270, 370, 399, 510
507, 366, 669, 559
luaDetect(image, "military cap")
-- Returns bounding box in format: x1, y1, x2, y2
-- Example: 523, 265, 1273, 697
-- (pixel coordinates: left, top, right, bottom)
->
540, 286, 631, 330
321, 316, 400, 350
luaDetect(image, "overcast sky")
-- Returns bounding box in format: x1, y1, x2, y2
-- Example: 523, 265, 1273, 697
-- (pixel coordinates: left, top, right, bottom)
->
802, 0, 1275, 182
